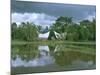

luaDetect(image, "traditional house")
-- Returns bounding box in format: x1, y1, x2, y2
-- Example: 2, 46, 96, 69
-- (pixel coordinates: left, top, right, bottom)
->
38, 31, 50, 39
38, 31, 61, 40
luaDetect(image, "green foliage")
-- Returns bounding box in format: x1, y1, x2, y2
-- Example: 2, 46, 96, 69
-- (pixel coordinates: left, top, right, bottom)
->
78, 19, 96, 41
51, 16, 96, 41
12, 44, 39, 61
11, 22, 38, 41
11, 16, 96, 42
66, 24, 79, 41
50, 16, 72, 33
11, 22, 17, 40
54, 50, 95, 66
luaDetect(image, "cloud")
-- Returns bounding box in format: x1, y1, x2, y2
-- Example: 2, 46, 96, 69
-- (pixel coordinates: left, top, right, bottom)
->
12, 12, 56, 27
83, 12, 96, 21
12, 1, 96, 21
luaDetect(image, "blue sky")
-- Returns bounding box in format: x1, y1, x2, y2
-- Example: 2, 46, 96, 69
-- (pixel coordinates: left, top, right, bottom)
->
11, 0, 96, 27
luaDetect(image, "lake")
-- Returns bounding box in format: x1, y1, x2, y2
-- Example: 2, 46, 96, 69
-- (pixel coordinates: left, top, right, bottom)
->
11, 43, 96, 74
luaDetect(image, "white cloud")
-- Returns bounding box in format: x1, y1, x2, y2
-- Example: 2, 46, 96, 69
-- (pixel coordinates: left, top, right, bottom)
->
84, 12, 96, 21
77, 12, 96, 23
12, 12, 56, 27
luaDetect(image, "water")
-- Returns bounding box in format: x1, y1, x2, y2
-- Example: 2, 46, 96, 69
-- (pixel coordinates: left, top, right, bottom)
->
11, 44, 96, 74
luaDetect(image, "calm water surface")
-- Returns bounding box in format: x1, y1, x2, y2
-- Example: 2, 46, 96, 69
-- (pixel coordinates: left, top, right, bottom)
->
11, 44, 96, 74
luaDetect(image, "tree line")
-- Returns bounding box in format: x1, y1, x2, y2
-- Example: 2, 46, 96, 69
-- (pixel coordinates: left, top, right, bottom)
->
11, 16, 96, 41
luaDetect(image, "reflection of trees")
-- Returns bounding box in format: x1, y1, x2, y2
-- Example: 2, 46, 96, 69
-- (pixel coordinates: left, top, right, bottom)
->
47, 44, 95, 66
11, 45, 19, 60
48, 45, 55, 56
54, 50, 95, 66
12, 44, 96, 66
48, 44, 95, 66
11, 44, 39, 61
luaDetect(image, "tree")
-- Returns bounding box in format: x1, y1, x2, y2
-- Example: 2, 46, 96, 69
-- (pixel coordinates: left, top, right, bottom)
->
78, 19, 96, 41
37, 25, 42, 32
88, 19, 96, 41
11, 22, 17, 40
51, 16, 73, 33
23, 22, 38, 41
66, 23, 79, 41
11, 22, 38, 41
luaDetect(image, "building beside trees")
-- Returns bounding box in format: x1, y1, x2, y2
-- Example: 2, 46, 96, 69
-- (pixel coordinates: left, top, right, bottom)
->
11, 16, 96, 42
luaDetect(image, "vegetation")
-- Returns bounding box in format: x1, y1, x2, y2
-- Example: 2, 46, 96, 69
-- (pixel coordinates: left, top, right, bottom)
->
12, 44, 95, 62
12, 44, 39, 61
11, 16, 96, 74
11, 22, 38, 41
11, 16, 96, 42
50, 17, 96, 41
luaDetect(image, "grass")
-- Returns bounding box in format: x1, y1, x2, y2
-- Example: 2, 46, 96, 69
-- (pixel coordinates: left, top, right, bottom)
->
55, 46, 95, 55
11, 40, 96, 55
11, 40, 96, 45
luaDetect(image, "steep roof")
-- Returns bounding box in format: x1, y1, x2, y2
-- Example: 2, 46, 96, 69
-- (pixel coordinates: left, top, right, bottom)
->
38, 31, 50, 39
38, 31, 61, 39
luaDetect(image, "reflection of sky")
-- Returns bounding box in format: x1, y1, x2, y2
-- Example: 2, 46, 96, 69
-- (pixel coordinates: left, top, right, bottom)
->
12, 55, 54, 67
71, 60, 95, 69
12, 46, 55, 67
11, 45, 95, 68
11, 0, 96, 26
11, 56, 95, 68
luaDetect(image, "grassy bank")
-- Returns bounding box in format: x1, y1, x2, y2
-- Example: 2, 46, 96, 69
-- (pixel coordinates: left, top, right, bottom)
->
11, 40, 96, 45
11, 40, 96, 55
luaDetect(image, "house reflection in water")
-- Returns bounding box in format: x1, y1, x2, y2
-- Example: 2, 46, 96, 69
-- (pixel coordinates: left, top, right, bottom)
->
11, 44, 95, 72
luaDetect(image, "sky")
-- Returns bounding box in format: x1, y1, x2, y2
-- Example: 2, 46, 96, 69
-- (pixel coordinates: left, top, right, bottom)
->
11, 0, 96, 27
